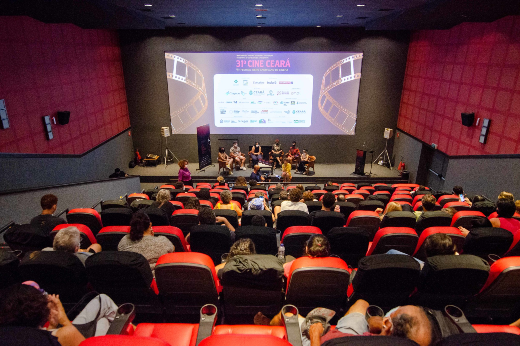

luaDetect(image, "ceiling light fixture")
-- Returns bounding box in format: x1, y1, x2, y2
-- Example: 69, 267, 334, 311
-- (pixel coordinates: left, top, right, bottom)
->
144, 4, 153, 6
257, 25, 262, 27
357, 4, 365, 7
169, 15, 175, 17
337, 15, 343, 17
316, 26, 321, 27
255, 4, 263, 7
256, 15, 262, 18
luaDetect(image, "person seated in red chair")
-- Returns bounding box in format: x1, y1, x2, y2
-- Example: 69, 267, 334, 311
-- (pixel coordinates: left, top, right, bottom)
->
375, 202, 402, 221
42, 226, 101, 266
489, 199, 520, 236
230, 141, 247, 171
30, 194, 67, 237
255, 299, 433, 346
287, 141, 300, 163
414, 194, 437, 220
282, 234, 331, 277
215, 238, 257, 274
280, 188, 308, 214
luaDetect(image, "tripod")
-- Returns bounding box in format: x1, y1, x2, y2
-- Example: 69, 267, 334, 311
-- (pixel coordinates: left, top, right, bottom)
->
164, 136, 179, 167
373, 139, 393, 170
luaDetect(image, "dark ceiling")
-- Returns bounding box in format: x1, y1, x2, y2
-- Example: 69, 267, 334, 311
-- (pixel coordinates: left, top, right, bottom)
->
1, 0, 520, 30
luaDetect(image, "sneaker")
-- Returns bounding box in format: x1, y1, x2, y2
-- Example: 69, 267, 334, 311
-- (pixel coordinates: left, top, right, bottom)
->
240, 167, 246, 170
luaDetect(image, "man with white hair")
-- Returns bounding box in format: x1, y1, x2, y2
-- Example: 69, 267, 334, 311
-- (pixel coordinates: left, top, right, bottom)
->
44, 226, 102, 265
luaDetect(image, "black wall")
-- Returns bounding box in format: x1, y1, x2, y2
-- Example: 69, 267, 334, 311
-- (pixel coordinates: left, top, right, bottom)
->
119, 27, 409, 164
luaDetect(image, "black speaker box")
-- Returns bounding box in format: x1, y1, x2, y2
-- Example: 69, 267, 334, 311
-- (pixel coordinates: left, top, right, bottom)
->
57, 111, 70, 125
461, 112, 474, 127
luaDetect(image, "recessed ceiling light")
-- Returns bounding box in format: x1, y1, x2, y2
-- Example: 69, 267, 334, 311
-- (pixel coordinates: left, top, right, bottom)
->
357, 4, 365, 7
255, 4, 263, 7
316, 26, 321, 28
144, 4, 153, 6
257, 25, 262, 27
256, 15, 262, 18
169, 15, 175, 17
337, 15, 343, 17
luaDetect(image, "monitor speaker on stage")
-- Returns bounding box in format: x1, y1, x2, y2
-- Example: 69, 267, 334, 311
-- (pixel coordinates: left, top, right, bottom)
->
57, 111, 70, 125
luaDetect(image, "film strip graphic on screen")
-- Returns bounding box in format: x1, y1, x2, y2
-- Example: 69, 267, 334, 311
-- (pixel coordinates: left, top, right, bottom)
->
165, 54, 208, 134
318, 53, 363, 135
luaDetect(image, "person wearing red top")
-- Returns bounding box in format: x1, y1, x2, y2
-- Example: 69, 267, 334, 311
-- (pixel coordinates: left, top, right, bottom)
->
177, 159, 192, 187
287, 141, 301, 162
490, 199, 520, 236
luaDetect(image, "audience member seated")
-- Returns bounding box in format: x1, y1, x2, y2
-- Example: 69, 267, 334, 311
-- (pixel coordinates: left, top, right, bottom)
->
498, 191, 514, 201
150, 189, 175, 219
302, 191, 315, 202
250, 165, 265, 182
234, 176, 248, 190
0, 282, 118, 346
489, 199, 520, 236
230, 141, 247, 170
247, 191, 270, 211
188, 206, 236, 239
281, 188, 309, 214
215, 190, 242, 217
30, 194, 67, 237
282, 158, 292, 182
215, 175, 227, 187
43, 226, 101, 265
108, 168, 128, 178
452, 185, 471, 205
411, 185, 429, 197
218, 147, 234, 175
269, 183, 284, 197
375, 201, 402, 221
283, 234, 330, 277
310, 192, 341, 219
441, 207, 458, 217
414, 194, 437, 219
117, 213, 174, 274
274, 190, 289, 219
256, 299, 433, 346
516, 200, 520, 214
250, 142, 263, 166
215, 238, 257, 274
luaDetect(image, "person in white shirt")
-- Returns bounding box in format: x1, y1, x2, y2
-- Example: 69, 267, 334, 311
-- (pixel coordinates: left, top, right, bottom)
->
230, 141, 247, 170
280, 188, 309, 214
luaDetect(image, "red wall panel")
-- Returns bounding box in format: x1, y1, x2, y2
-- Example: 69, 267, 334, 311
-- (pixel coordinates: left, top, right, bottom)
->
398, 16, 520, 156
0, 16, 130, 155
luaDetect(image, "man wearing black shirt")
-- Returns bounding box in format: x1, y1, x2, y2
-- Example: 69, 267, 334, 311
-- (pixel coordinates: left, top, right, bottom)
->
249, 165, 265, 182
30, 194, 67, 236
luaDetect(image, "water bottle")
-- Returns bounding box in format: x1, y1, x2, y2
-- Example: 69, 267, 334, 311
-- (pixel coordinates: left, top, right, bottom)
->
278, 243, 285, 260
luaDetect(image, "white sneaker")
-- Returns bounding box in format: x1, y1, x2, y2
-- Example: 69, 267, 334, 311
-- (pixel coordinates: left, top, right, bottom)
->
240, 167, 246, 170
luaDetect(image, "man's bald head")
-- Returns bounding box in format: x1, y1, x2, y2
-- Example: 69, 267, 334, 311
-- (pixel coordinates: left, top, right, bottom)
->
382, 306, 432, 346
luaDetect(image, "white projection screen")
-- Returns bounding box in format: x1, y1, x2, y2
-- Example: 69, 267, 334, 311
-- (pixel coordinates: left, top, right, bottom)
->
164, 52, 363, 135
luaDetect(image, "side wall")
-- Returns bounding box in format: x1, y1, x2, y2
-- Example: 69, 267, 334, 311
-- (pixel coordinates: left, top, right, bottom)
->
119, 28, 409, 164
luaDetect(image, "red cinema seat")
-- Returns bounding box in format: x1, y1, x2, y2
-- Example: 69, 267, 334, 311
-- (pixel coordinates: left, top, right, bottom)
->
393, 191, 411, 195
176, 193, 197, 205
169, 200, 184, 211
340, 183, 356, 188
276, 211, 311, 237
504, 231, 520, 257
67, 208, 103, 235
199, 335, 292, 346
285, 257, 350, 316
80, 335, 170, 346
379, 211, 416, 229
127, 193, 150, 205
341, 186, 357, 194
96, 226, 130, 251
100, 208, 134, 226
152, 226, 189, 252
352, 190, 370, 199
373, 191, 391, 196
346, 210, 381, 240
200, 200, 214, 209
438, 195, 460, 206
488, 211, 520, 221
389, 195, 413, 203
171, 209, 199, 236
281, 226, 322, 258
327, 227, 370, 267
412, 194, 424, 206
209, 193, 221, 206
451, 211, 487, 229
394, 201, 413, 212
160, 184, 176, 189
311, 190, 327, 200
51, 223, 97, 249
443, 202, 471, 212
391, 184, 419, 189
345, 194, 365, 205
473, 324, 520, 335
212, 183, 229, 189
155, 253, 220, 317
333, 190, 351, 196
360, 186, 375, 193
366, 227, 418, 256
412, 227, 465, 261
134, 324, 198, 346
213, 209, 239, 230
213, 325, 286, 339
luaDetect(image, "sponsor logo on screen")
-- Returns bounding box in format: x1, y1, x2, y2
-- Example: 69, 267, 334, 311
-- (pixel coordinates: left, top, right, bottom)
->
267, 81, 276, 85
279, 81, 293, 84
220, 109, 226, 114
294, 120, 305, 124
259, 119, 266, 123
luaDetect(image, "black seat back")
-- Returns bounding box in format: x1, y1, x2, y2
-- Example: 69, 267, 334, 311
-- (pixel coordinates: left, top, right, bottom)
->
327, 227, 370, 267
189, 225, 233, 265
380, 211, 417, 229
335, 202, 357, 220
415, 211, 453, 236
143, 208, 170, 226
310, 211, 346, 236
462, 227, 514, 258
213, 209, 239, 230
101, 200, 130, 211
235, 226, 278, 255
0, 249, 20, 289
242, 210, 274, 228
130, 199, 154, 212
277, 210, 311, 237
4, 224, 52, 255
100, 208, 133, 226
358, 200, 384, 211
305, 201, 323, 214
471, 201, 496, 217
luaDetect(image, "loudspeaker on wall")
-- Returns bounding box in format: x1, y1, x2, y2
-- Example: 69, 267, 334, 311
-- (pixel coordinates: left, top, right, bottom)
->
57, 111, 70, 125
461, 112, 474, 127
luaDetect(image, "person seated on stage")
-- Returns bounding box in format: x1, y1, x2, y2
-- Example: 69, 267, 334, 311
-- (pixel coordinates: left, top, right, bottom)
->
282, 158, 292, 182
250, 141, 263, 166
42, 226, 101, 266
0, 282, 119, 346
118, 212, 174, 275
287, 141, 301, 163
271, 139, 283, 168
215, 238, 257, 273
274, 190, 289, 219
296, 149, 310, 174
414, 194, 437, 220
255, 299, 434, 346
178, 159, 192, 187
281, 188, 308, 214
151, 189, 175, 220
30, 194, 67, 237
375, 201, 402, 221
215, 190, 242, 217
230, 141, 247, 171
302, 191, 315, 202
489, 199, 520, 236
250, 165, 265, 182
218, 147, 234, 175
109, 168, 128, 178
